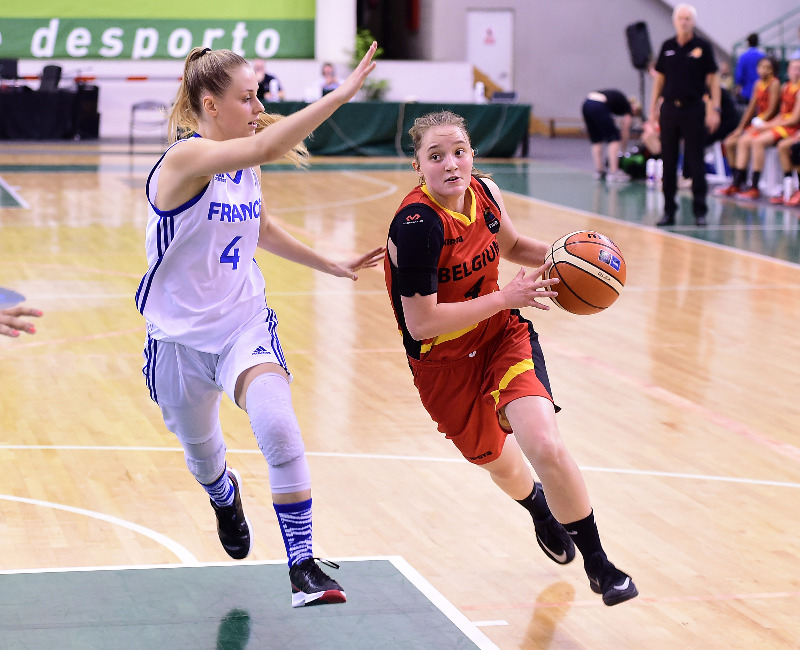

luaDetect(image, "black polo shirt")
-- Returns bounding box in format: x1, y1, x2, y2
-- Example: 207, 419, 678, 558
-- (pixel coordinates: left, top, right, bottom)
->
655, 35, 718, 103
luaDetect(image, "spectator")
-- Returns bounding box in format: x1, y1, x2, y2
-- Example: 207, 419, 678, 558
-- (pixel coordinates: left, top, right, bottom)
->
734, 33, 765, 104
581, 89, 641, 182
648, 3, 720, 227
321, 62, 340, 96
0, 305, 42, 337
717, 56, 780, 196
252, 59, 285, 102
730, 57, 800, 200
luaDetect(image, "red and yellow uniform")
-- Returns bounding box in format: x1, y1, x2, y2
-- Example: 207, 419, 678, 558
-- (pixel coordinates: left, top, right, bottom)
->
754, 78, 775, 120
385, 176, 556, 465
771, 80, 800, 140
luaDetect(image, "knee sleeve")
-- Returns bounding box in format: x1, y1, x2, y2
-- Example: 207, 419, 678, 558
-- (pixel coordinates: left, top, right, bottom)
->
268, 454, 312, 494
160, 400, 227, 485
246, 373, 306, 468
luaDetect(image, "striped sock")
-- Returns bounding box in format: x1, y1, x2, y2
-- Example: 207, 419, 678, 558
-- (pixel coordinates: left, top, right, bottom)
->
274, 498, 314, 567
201, 467, 235, 507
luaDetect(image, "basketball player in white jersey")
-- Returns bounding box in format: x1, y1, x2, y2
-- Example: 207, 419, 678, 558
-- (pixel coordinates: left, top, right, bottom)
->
135, 43, 382, 607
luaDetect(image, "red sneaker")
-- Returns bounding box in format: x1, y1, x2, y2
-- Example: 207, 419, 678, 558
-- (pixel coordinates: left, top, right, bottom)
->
786, 190, 800, 207
770, 195, 785, 205
715, 184, 740, 196
737, 187, 761, 200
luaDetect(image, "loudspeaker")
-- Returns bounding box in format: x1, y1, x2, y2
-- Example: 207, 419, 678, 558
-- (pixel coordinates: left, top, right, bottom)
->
625, 22, 652, 70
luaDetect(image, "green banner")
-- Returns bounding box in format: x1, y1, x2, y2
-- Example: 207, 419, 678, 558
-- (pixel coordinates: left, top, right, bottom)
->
0, 18, 314, 59
0, 0, 316, 59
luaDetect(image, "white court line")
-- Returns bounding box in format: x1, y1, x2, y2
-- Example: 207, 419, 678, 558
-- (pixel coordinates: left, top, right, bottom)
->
383, 555, 500, 650
1, 444, 799, 489
0, 174, 30, 209
505, 190, 800, 270
0, 556, 500, 650
0, 494, 198, 564
271, 171, 398, 214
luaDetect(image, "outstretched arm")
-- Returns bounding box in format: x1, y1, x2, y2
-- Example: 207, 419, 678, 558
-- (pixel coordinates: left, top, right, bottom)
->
162, 43, 379, 181
258, 212, 384, 280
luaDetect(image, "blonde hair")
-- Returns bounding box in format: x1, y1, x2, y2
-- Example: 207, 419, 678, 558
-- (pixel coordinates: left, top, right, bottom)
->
408, 111, 490, 181
168, 47, 308, 168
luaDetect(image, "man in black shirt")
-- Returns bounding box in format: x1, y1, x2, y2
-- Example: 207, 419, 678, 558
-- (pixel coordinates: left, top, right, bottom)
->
648, 3, 720, 226
582, 89, 641, 182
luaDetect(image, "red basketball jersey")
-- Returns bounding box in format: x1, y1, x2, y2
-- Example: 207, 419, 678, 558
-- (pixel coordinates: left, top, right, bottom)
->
779, 80, 800, 118
385, 176, 508, 361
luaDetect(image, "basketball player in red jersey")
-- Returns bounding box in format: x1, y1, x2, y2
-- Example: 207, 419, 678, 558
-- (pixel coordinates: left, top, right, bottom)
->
384, 111, 637, 606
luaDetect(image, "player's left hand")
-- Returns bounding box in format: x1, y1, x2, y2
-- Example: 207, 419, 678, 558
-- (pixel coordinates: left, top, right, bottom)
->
333, 246, 386, 280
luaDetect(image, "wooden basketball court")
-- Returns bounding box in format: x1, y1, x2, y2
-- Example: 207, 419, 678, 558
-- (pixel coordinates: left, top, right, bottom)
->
1, 142, 799, 648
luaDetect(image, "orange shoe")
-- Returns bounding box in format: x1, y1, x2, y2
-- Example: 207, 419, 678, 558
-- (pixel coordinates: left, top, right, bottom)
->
770, 195, 785, 205
786, 190, 800, 207
737, 187, 761, 200
715, 184, 740, 196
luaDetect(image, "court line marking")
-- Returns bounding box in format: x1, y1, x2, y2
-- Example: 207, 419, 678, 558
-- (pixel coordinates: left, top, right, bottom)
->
0, 174, 30, 209
270, 171, 398, 214
0, 494, 197, 564
0, 556, 500, 650
1, 445, 798, 489
506, 190, 800, 270
541, 333, 800, 465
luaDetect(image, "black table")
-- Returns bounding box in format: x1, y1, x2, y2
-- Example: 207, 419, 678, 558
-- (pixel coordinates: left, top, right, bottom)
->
0, 85, 99, 140
263, 100, 531, 157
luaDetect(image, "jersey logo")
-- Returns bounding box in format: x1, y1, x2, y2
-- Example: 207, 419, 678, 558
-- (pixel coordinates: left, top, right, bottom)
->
483, 207, 499, 233
252, 345, 272, 356
213, 171, 244, 184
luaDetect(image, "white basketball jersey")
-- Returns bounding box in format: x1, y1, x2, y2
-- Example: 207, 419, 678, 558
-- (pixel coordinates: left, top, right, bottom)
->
135, 138, 267, 353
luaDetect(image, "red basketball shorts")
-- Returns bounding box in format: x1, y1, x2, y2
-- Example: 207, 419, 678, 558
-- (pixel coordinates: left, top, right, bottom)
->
408, 311, 556, 465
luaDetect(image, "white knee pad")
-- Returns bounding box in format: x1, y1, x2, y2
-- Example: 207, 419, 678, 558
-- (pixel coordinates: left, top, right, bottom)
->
160, 402, 227, 484
246, 373, 306, 468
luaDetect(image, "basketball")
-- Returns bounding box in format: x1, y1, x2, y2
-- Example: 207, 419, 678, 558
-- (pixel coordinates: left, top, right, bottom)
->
544, 230, 626, 315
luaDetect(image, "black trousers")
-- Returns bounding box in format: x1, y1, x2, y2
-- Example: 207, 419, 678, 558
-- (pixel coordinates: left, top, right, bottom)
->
659, 101, 708, 218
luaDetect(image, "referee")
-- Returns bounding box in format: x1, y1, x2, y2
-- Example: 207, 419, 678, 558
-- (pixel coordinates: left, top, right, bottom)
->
648, 3, 720, 227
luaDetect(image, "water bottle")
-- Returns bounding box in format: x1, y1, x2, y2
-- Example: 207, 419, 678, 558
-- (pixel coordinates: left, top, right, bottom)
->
269, 78, 280, 101
473, 81, 486, 104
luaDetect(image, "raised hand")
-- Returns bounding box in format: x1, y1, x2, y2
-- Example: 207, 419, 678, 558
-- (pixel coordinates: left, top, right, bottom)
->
334, 42, 378, 104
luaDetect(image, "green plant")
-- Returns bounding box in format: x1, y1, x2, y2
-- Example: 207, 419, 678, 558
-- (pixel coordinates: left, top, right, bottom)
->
352, 28, 389, 101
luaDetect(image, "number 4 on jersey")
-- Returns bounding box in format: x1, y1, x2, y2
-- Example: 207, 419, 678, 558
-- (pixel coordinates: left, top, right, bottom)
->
220, 236, 242, 269
464, 276, 485, 300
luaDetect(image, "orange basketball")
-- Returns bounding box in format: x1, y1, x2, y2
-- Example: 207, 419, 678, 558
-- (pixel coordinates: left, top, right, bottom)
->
544, 230, 626, 315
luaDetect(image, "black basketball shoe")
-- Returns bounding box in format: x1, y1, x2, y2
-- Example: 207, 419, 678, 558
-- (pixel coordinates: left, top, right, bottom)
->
585, 552, 638, 606
533, 512, 576, 565
289, 558, 346, 608
210, 468, 252, 560
531, 483, 575, 565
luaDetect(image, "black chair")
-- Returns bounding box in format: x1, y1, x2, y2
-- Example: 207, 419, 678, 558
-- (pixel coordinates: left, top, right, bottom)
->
39, 65, 62, 92
0, 58, 18, 81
